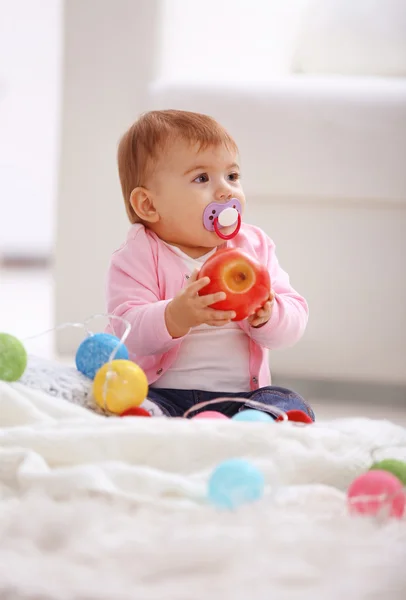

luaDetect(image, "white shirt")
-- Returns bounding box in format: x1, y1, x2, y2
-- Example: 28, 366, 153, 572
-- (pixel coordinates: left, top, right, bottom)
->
152, 243, 251, 392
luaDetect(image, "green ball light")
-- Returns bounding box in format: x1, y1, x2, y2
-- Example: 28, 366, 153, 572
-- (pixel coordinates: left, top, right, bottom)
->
370, 459, 406, 486
0, 333, 27, 382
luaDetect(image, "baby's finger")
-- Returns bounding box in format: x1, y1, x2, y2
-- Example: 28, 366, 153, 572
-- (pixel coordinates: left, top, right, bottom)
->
205, 319, 232, 327
187, 275, 211, 294
199, 291, 227, 306
249, 317, 263, 327
256, 302, 270, 318
186, 269, 199, 285
206, 308, 236, 321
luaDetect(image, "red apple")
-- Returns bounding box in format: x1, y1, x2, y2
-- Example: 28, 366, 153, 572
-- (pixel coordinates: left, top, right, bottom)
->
198, 248, 271, 321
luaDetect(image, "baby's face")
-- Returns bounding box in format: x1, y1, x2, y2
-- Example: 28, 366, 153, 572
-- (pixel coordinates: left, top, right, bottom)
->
147, 138, 245, 256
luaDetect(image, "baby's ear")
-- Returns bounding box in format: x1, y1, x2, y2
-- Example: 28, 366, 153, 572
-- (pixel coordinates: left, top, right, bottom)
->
130, 187, 159, 223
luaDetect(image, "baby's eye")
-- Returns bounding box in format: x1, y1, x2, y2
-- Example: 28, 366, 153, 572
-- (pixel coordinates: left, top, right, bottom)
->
228, 172, 240, 182
194, 173, 209, 183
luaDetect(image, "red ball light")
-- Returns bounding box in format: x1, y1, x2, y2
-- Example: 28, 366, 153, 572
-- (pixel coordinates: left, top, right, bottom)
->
120, 407, 151, 418
348, 470, 405, 519
276, 410, 313, 424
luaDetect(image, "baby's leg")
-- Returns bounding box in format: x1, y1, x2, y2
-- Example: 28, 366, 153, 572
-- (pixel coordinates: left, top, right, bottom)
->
145, 388, 193, 417
243, 386, 315, 421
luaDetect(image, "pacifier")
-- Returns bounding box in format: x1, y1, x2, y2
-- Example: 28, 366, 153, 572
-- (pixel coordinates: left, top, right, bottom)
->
203, 198, 242, 240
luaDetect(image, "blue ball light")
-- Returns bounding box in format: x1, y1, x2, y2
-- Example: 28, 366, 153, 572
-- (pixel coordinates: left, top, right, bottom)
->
208, 458, 265, 510
232, 409, 273, 423
75, 333, 129, 379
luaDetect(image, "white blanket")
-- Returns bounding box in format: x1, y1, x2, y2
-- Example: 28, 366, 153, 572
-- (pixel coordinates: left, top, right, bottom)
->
1, 381, 406, 599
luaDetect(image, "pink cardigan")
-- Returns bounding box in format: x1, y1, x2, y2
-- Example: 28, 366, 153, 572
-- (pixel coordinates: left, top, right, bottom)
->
105, 223, 308, 391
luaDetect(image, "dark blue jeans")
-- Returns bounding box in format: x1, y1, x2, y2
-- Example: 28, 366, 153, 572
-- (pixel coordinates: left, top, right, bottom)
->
147, 386, 315, 420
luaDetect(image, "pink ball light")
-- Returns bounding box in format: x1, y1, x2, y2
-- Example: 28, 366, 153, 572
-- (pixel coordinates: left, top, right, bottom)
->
347, 470, 405, 519
192, 411, 229, 420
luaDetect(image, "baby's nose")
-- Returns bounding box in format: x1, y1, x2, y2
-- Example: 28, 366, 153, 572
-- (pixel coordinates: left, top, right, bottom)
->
215, 186, 232, 201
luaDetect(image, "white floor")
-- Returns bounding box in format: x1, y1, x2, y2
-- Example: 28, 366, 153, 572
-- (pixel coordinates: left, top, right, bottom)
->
1, 266, 406, 425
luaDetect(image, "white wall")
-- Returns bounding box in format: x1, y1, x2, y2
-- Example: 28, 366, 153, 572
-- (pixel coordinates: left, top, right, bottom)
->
54, 0, 406, 385
157, 0, 310, 83
0, 0, 62, 257
55, 0, 160, 352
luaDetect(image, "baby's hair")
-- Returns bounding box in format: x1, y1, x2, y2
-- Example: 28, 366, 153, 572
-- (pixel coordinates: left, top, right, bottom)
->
117, 109, 238, 223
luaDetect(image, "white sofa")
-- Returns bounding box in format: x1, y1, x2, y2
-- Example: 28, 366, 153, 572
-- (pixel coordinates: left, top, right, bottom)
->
55, 0, 406, 386
148, 76, 406, 385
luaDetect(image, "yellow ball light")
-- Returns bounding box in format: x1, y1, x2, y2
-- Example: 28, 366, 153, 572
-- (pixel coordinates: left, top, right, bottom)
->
93, 359, 148, 414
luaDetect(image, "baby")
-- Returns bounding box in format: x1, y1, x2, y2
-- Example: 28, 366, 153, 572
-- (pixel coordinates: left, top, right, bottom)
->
106, 109, 314, 420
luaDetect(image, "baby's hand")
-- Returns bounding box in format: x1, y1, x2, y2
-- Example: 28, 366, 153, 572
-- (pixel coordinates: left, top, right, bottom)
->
165, 270, 236, 338
248, 292, 275, 328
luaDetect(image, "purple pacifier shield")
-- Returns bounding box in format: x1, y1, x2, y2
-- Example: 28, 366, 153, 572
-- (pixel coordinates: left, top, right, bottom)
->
203, 198, 242, 231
